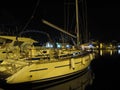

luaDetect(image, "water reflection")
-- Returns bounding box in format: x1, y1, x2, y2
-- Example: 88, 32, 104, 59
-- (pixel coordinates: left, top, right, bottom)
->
0, 68, 94, 90
94, 49, 118, 56
90, 49, 120, 90
118, 49, 120, 54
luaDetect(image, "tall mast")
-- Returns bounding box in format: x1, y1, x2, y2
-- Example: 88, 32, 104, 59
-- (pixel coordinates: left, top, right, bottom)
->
75, 0, 80, 46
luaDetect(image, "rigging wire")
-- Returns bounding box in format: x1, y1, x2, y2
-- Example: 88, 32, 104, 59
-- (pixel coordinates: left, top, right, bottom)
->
70, 11, 75, 33
84, 0, 88, 42
82, 0, 88, 42
67, 0, 70, 32
21, 0, 40, 33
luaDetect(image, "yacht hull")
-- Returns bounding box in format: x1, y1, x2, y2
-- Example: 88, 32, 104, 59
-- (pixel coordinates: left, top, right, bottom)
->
4, 53, 94, 84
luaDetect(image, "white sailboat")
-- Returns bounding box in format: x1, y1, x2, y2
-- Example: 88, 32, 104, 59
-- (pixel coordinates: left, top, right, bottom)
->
0, 0, 95, 84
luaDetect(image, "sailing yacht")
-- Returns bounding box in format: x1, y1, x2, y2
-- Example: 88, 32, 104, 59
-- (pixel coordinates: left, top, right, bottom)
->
0, 0, 95, 84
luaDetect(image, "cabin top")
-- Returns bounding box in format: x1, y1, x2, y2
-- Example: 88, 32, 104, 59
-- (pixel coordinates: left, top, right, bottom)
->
0, 36, 37, 43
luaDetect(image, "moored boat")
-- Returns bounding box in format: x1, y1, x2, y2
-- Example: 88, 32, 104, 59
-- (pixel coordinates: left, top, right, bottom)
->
0, 41, 94, 84
0, 0, 95, 85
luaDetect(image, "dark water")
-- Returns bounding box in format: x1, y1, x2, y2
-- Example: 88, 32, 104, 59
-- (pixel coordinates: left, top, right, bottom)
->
0, 50, 120, 90
88, 50, 120, 90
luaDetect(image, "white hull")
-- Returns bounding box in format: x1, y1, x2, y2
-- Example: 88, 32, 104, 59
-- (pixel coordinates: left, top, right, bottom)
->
4, 53, 94, 84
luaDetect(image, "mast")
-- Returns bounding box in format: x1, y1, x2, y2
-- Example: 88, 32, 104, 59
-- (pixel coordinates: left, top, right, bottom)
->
75, 0, 80, 46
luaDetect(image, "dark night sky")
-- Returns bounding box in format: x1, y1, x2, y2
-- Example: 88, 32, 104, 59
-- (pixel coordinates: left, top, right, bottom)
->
87, 0, 120, 42
0, 0, 120, 42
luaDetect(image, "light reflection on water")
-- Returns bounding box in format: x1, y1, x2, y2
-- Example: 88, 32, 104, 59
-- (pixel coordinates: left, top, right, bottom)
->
118, 49, 120, 54
94, 49, 119, 56
90, 49, 120, 90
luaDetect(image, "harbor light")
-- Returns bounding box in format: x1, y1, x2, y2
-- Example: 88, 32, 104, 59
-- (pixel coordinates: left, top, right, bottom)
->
46, 42, 53, 48
56, 43, 62, 48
